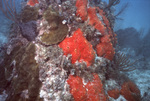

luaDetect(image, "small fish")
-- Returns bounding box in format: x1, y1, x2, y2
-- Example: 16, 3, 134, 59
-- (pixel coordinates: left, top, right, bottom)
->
27, 0, 39, 6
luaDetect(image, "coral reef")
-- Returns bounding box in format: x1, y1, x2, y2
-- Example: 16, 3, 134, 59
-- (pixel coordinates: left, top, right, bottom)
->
75, 0, 116, 60
0, 0, 39, 41
0, 0, 142, 101
106, 79, 141, 101
121, 80, 141, 101
19, 21, 38, 41
107, 88, 120, 99
76, 0, 88, 21
2, 43, 41, 101
27, 0, 39, 7
85, 74, 108, 101
38, 6, 69, 45
19, 6, 39, 23
59, 28, 95, 66
96, 39, 115, 60
35, 44, 72, 101
67, 74, 108, 101
67, 75, 87, 101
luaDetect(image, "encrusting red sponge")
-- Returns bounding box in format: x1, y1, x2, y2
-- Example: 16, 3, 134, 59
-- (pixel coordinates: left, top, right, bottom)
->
87, 7, 107, 35
96, 38, 115, 60
85, 74, 108, 101
76, 0, 88, 21
59, 28, 95, 67
121, 81, 141, 101
67, 74, 108, 101
75, 0, 116, 60
27, 0, 39, 6
107, 81, 141, 100
67, 75, 87, 101
107, 89, 120, 99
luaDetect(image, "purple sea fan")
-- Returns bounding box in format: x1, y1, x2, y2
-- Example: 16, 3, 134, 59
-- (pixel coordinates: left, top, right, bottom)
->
19, 21, 38, 41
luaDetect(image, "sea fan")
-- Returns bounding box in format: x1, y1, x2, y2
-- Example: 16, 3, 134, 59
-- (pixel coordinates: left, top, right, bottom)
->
0, 0, 19, 22
0, 0, 38, 41
113, 52, 136, 72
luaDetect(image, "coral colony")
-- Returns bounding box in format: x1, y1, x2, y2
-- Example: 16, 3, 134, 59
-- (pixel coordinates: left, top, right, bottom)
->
0, 0, 141, 101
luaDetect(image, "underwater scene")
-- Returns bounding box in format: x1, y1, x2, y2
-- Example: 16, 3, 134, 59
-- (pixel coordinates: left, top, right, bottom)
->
0, 0, 150, 101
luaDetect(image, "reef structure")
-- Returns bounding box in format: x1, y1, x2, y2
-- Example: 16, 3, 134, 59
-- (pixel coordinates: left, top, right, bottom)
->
75, 0, 117, 60
0, 0, 141, 101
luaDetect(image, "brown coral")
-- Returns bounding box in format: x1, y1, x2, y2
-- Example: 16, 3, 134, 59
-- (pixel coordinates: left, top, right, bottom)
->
39, 6, 68, 45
